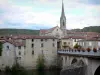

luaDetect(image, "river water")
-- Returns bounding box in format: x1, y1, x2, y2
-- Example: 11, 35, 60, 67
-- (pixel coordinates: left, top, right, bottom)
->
60, 60, 86, 75
0, 70, 61, 75
26, 70, 60, 75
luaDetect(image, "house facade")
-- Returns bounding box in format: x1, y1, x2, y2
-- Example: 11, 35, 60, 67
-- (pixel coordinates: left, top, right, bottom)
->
60, 36, 84, 49
0, 36, 58, 69
78, 39, 100, 49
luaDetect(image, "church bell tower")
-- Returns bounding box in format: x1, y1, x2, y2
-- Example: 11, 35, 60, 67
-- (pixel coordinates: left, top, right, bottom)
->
60, 0, 66, 35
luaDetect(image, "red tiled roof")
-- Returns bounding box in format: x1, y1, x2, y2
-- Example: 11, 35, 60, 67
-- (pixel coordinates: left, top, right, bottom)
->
63, 36, 85, 39
0, 39, 24, 46
40, 26, 58, 34
67, 31, 100, 35
40, 29, 48, 34
9, 35, 57, 39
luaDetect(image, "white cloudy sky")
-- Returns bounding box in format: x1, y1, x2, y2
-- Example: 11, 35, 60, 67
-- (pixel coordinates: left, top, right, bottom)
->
0, 0, 100, 29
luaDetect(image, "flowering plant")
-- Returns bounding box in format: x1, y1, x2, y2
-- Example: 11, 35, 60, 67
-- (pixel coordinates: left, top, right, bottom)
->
93, 48, 97, 52
87, 47, 91, 52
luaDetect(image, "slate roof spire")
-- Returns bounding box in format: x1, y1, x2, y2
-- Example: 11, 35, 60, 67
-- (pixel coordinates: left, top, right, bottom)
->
61, 0, 65, 17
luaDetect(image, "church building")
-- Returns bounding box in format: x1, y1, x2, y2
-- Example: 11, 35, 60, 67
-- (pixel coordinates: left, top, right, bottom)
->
40, 0, 67, 38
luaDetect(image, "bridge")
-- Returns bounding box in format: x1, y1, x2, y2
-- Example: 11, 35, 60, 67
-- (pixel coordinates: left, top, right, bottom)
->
58, 49, 100, 75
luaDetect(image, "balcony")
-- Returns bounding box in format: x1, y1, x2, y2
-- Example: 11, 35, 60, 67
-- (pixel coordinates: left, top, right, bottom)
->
57, 49, 100, 58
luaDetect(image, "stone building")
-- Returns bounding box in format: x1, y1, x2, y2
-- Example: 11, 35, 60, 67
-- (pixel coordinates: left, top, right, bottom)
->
0, 35, 58, 69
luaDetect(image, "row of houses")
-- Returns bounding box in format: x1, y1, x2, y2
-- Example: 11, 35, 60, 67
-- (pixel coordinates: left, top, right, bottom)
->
0, 32, 100, 69
60, 35, 100, 50
0, 0, 100, 69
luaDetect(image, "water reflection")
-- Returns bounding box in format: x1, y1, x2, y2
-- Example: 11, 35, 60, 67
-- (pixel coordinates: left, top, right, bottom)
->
27, 70, 60, 75
0, 70, 60, 75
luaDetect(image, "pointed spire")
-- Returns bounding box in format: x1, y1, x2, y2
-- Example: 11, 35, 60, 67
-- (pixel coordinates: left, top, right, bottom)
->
61, 0, 65, 17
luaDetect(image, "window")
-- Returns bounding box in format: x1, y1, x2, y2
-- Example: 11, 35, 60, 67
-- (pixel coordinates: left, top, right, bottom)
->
7, 46, 9, 49
32, 44, 34, 48
74, 39, 76, 42
57, 29, 58, 31
17, 57, 21, 60
41, 39, 43, 41
19, 51, 21, 55
24, 46, 26, 49
53, 43, 55, 47
63, 21, 65, 26
32, 39, 34, 42
63, 42, 66, 45
41, 43, 43, 47
32, 50, 34, 55
18, 46, 21, 49
19, 57, 21, 60
53, 39, 55, 41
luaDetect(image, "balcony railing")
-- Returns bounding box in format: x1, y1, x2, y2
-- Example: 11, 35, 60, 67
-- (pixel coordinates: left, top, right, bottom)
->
58, 49, 100, 57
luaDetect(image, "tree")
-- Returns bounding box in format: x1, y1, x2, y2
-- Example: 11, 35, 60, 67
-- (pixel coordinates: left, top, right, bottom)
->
0, 42, 2, 56
36, 54, 45, 71
74, 43, 80, 49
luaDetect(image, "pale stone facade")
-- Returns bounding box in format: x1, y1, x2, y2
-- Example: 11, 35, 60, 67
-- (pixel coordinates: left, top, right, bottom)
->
23, 38, 57, 69
60, 36, 84, 49
0, 42, 16, 69
77, 40, 99, 49
0, 36, 58, 69
40, 26, 64, 39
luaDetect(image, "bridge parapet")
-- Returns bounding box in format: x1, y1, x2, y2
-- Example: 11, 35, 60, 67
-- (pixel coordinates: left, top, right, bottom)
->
58, 49, 100, 58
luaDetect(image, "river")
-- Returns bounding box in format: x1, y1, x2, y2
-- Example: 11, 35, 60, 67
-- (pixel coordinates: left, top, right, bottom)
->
27, 70, 60, 75
0, 70, 61, 75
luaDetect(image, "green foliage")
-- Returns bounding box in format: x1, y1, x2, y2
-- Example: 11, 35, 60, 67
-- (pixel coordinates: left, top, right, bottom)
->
36, 54, 45, 71
0, 42, 2, 56
49, 55, 61, 70
71, 26, 100, 33
4, 63, 27, 75
5, 66, 11, 74
74, 43, 79, 49
0, 29, 39, 35
11, 63, 27, 75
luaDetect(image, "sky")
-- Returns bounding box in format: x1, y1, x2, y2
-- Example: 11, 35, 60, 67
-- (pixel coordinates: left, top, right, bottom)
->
0, 0, 100, 30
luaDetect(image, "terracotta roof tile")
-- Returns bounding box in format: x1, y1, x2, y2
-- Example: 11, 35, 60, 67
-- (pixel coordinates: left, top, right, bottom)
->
40, 26, 58, 34
9, 35, 57, 39
0, 39, 24, 46
63, 36, 85, 39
